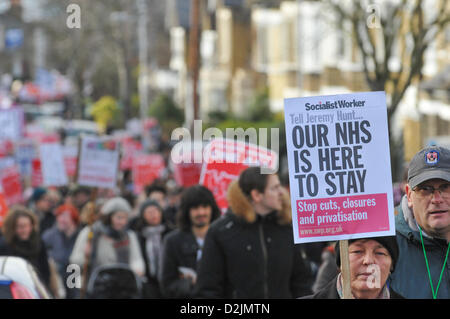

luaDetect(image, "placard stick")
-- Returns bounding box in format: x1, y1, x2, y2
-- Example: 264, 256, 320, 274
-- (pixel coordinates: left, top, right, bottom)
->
339, 240, 352, 299
79, 187, 98, 299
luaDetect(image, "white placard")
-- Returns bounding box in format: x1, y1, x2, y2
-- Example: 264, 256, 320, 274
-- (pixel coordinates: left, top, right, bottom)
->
284, 91, 395, 244
40, 143, 68, 186
77, 136, 120, 189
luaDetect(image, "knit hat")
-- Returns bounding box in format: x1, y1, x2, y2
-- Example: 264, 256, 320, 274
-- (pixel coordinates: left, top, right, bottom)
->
31, 187, 47, 202
139, 200, 162, 217
335, 236, 399, 271
408, 146, 450, 189
55, 204, 80, 225
101, 197, 132, 216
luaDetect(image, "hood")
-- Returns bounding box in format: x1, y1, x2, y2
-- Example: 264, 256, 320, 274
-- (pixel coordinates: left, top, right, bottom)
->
226, 180, 292, 225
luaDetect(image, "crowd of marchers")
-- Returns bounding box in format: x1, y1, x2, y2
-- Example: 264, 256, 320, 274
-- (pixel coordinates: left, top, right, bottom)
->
0, 145, 449, 299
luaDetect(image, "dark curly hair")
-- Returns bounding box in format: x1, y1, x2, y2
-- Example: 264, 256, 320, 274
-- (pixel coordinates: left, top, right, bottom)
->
177, 185, 221, 231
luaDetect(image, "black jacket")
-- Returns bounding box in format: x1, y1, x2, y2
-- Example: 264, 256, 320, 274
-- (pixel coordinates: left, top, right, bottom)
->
160, 229, 200, 298
0, 236, 51, 287
195, 181, 313, 299
302, 275, 404, 299
134, 225, 170, 299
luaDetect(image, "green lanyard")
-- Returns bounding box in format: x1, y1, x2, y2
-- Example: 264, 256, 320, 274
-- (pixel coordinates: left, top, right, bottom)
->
418, 227, 450, 299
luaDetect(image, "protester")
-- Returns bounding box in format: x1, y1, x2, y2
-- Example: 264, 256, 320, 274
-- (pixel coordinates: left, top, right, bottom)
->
0, 206, 51, 287
70, 186, 92, 213
160, 185, 221, 298
303, 237, 403, 299
301, 242, 329, 280
145, 182, 168, 209
163, 185, 184, 232
47, 188, 63, 211
390, 146, 450, 299
312, 242, 339, 293
131, 200, 169, 298
195, 167, 313, 298
29, 187, 55, 234
42, 204, 81, 299
69, 197, 145, 290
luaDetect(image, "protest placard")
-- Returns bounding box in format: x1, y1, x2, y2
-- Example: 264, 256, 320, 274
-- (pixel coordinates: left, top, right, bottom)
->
31, 158, 43, 187
0, 107, 24, 141
0, 163, 22, 205
14, 139, 35, 179
0, 191, 8, 228
63, 145, 78, 178
77, 136, 120, 189
200, 139, 278, 213
173, 162, 202, 187
284, 91, 395, 244
0, 140, 14, 157
132, 153, 165, 194
120, 137, 143, 171
171, 141, 203, 187
40, 142, 68, 186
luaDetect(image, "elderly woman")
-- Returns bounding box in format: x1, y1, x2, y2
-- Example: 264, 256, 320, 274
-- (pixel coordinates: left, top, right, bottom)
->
303, 236, 403, 299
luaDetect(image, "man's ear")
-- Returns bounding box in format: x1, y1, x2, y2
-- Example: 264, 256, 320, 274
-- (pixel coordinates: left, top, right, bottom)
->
405, 184, 413, 208
250, 189, 262, 203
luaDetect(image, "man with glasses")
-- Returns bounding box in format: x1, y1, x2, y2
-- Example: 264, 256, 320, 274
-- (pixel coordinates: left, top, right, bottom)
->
390, 146, 450, 299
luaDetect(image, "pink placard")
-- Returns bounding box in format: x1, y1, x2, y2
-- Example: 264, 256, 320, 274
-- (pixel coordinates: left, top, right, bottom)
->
296, 193, 389, 238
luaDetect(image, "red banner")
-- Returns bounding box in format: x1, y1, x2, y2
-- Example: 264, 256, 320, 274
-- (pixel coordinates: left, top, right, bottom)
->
200, 139, 278, 214
0, 193, 8, 228
132, 154, 165, 194
173, 162, 202, 187
120, 138, 143, 171
0, 165, 23, 206
31, 158, 43, 187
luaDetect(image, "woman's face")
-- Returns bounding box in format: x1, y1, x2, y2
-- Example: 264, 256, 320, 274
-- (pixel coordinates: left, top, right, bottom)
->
15, 216, 33, 241
143, 206, 162, 226
348, 239, 393, 298
110, 211, 129, 231
56, 211, 75, 232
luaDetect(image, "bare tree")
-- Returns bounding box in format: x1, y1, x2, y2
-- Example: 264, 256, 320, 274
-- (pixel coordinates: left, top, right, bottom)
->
325, 0, 450, 179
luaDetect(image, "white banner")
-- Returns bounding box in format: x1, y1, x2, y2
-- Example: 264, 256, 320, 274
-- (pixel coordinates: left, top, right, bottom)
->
40, 143, 68, 186
77, 136, 120, 189
284, 91, 395, 244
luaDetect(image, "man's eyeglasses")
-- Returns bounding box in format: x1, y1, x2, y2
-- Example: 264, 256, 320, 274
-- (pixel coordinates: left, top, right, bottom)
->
413, 183, 450, 199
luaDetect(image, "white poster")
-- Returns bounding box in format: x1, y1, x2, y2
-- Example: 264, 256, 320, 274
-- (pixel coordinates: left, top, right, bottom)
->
284, 91, 395, 244
0, 107, 24, 141
77, 136, 120, 189
40, 143, 68, 187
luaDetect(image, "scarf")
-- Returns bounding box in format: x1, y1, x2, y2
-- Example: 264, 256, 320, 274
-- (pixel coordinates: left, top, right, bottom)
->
336, 273, 390, 299
11, 232, 41, 260
141, 225, 165, 278
98, 223, 130, 264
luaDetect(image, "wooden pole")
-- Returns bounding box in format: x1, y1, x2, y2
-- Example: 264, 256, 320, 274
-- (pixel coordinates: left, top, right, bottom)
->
79, 187, 98, 299
339, 240, 352, 299
188, 0, 200, 133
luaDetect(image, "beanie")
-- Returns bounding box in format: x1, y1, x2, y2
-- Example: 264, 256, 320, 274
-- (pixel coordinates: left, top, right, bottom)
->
335, 236, 399, 271
31, 187, 47, 202
101, 197, 132, 216
139, 200, 162, 217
